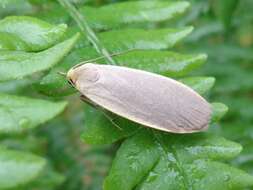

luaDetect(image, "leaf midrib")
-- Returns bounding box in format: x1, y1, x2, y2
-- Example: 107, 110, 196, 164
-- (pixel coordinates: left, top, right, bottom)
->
152, 130, 192, 190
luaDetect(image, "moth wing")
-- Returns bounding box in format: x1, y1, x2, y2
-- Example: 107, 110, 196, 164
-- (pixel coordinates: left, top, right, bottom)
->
78, 64, 211, 133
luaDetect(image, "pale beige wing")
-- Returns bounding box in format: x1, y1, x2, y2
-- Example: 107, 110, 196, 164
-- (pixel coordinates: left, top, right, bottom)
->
75, 63, 211, 133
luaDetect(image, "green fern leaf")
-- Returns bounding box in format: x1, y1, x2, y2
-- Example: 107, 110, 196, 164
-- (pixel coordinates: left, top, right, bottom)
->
0, 33, 79, 82
104, 130, 253, 190
0, 148, 46, 189
81, 1, 190, 30
0, 93, 67, 133
0, 16, 67, 51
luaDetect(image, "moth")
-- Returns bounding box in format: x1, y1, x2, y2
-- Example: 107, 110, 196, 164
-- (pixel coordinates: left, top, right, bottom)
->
66, 63, 211, 133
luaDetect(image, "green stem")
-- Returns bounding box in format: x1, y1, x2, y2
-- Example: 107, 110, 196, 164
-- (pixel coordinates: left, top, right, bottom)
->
57, 0, 116, 65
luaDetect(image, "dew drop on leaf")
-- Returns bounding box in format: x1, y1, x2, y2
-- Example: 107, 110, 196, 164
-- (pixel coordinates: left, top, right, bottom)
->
146, 172, 158, 182
18, 117, 30, 128
224, 174, 231, 182
167, 153, 177, 162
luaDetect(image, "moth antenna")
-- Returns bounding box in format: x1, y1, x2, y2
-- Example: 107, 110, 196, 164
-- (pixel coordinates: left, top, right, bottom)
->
72, 49, 137, 69
80, 95, 123, 131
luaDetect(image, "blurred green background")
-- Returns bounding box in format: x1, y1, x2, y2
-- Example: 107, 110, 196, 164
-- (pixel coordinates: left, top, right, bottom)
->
181, 0, 253, 176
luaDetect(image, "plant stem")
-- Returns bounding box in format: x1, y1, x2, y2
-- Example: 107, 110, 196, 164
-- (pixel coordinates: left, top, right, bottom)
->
57, 0, 116, 65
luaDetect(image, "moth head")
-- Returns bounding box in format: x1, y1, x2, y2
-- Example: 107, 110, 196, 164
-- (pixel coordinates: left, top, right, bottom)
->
67, 63, 100, 90
66, 68, 78, 87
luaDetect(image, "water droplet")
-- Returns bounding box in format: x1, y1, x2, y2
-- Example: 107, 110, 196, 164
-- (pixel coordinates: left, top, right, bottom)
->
130, 162, 138, 171
146, 172, 158, 183
167, 153, 176, 162
19, 117, 30, 128
224, 174, 230, 182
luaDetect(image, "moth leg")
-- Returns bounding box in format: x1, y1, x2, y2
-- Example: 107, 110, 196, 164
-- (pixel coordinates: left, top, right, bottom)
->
80, 95, 123, 131
80, 95, 97, 107
100, 110, 123, 131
